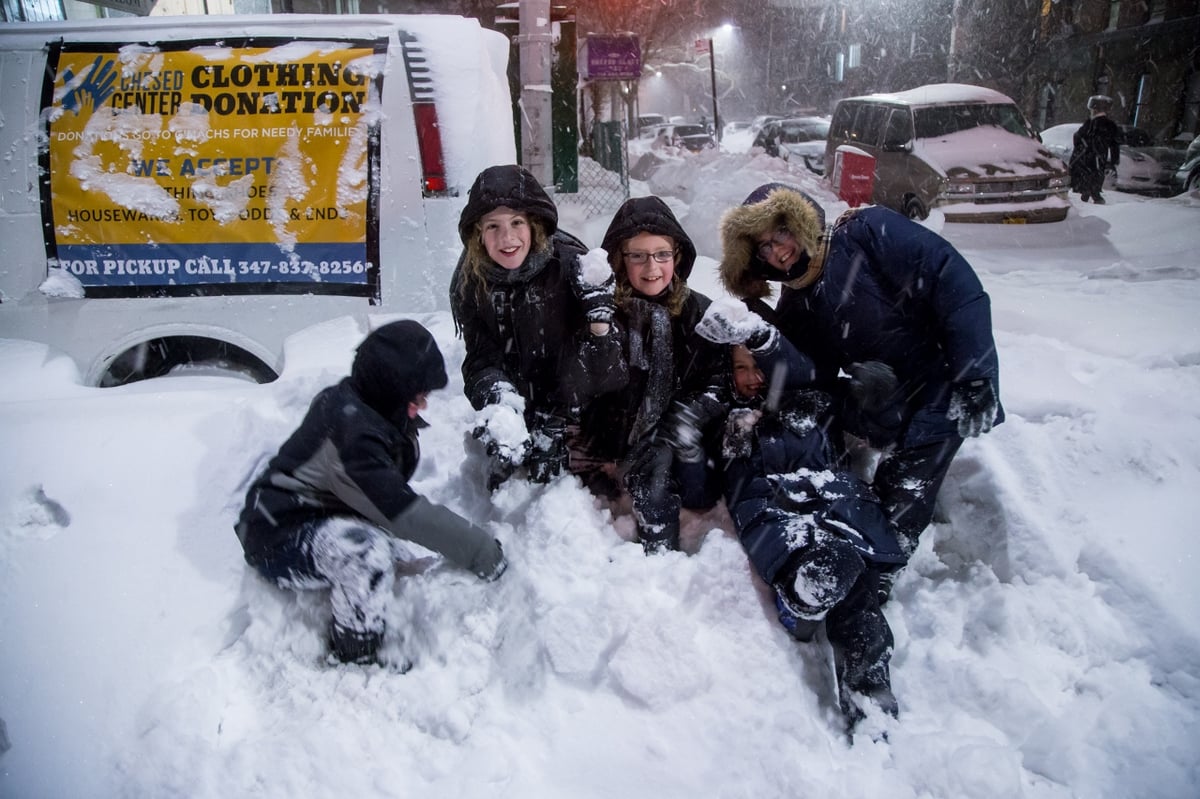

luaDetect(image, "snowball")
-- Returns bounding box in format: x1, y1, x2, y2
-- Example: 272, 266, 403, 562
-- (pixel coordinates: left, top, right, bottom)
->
578, 247, 613, 287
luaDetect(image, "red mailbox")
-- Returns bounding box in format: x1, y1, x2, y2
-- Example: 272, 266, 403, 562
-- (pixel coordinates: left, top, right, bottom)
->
832, 145, 876, 207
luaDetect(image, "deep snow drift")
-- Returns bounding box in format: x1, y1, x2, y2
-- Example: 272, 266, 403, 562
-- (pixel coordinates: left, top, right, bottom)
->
2, 150, 1199, 799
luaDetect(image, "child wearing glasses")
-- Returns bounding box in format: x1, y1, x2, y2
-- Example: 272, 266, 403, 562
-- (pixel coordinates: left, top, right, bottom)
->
572, 196, 726, 554
718, 183, 1003, 585
451, 165, 624, 491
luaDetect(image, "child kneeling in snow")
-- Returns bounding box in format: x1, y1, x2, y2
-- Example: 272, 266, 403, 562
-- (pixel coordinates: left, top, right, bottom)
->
693, 300, 907, 732
235, 320, 507, 666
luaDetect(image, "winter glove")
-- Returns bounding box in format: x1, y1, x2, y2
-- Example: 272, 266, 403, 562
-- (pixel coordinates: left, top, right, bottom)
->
527, 412, 568, 484
946, 378, 998, 438
695, 298, 777, 351
659, 400, 706, 464
473, 402, 531, 490
847, 361, 898, 413
721, 407, 762, 460
570, 248, 617, 325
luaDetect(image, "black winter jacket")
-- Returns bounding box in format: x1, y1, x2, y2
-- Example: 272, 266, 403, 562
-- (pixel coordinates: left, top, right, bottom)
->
578, 195, 725, 461
578, 288, 724, 461
235, 322, 504, 579
450, 230, 623, 418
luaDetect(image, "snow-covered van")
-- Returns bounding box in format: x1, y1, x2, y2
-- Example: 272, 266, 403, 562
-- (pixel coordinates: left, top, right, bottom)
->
0, 14, 515, 385
825, 83, 1070, 223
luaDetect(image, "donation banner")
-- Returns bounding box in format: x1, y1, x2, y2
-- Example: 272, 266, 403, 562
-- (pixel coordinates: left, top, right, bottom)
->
41, 37, 386, 299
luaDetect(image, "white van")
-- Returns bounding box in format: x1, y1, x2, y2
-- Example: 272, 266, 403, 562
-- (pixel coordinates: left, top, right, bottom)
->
0, 14, 515, 385
825, 83, 1070, 223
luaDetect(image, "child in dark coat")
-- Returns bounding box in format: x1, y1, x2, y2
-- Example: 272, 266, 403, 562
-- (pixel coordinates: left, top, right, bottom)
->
451, 164, 622, 490
693, 301, 907, 732
573, 196, 726, 553
235, 321, 507, 666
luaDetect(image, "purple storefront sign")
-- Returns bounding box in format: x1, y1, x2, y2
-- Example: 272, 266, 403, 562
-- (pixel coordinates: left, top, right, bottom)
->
585, 35, 641, 80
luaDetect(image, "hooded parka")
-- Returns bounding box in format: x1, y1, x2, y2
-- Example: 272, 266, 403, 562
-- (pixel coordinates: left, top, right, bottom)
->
719, 185, 1003, 449
576, 196, 726, 551
450, 165, 623, 417
719, 185, 1003, 548
235, 321, 505, 583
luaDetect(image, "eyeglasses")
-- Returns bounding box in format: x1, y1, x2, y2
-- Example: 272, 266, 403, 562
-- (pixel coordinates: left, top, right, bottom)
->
755, 226, 795, 260
622, 249, 677, 265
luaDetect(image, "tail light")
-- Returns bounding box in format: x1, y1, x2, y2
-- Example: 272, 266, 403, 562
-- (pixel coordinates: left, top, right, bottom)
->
413, 102, 448, 194
401, 33, 453, 197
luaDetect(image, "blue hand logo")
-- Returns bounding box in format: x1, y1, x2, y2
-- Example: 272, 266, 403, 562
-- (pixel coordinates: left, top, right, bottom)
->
62, 56, 118, 115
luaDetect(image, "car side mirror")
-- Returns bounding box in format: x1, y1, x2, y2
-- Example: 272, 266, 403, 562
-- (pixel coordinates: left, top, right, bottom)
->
882, 139, 911, 152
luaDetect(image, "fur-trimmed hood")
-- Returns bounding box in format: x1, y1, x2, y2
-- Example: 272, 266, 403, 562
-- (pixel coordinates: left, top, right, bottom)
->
718, 184, 826, 301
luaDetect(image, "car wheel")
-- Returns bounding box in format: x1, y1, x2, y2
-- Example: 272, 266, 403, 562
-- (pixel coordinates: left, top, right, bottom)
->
1188, 170, 1200, 193
903, 196, 928, 220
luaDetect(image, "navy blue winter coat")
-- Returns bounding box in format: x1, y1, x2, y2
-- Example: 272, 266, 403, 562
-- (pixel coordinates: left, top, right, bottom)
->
720, 192, 1003, 448
719, 336, 906, 585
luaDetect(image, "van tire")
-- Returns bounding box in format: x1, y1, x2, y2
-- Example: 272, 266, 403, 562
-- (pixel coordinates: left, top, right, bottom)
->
903, 197, 928, 220
99, 336, 277, 387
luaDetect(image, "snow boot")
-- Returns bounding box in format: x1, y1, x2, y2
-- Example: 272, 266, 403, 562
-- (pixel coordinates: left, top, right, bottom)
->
774, 593, 821, 642
329, 623, 382, 666
638, 518, 680, 554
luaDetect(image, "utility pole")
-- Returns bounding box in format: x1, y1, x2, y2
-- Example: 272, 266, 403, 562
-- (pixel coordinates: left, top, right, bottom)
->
518, 0, 554, 187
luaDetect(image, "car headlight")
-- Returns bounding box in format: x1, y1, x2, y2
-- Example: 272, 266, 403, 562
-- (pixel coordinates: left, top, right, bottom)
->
1048, 175, 1069, 189
946, 181, 974, 195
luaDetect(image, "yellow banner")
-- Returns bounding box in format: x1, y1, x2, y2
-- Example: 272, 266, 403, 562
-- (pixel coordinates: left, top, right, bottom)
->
45, 39, 384, 294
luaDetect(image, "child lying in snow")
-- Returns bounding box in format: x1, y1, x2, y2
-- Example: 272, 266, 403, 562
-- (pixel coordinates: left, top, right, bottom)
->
691, 300, 907, 732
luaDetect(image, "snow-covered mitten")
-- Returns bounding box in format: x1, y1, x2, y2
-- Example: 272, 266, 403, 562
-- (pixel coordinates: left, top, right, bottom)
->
527, 412, 568, 483
473, 402, 531, 490
695, 297, 776, 351
847, 361, 897, 412
946, 378, 998, 438
660, 400, 705, 463
721, 407, 762, 460
571, 248, 617, 325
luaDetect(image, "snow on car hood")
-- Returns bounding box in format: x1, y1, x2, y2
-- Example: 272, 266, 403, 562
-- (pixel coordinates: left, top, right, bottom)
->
913, 126, 1067, 179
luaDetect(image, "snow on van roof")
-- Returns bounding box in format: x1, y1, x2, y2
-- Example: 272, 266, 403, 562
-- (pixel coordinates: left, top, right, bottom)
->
845, 82, 1015, 107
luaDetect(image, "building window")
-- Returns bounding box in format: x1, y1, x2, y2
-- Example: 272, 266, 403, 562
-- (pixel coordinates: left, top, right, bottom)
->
1133, 73, 1151, 127
847, 43, 862, 69
3, 0, 64, 21
1107, 0, 1120, 30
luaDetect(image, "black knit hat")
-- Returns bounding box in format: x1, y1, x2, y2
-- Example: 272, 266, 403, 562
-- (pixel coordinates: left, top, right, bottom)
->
350, 320, 448, 420
600, 195, 697, 281
458, 164, 558, 244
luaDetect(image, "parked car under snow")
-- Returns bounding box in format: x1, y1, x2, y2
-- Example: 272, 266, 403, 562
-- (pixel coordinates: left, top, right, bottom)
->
753, 116, 831, 174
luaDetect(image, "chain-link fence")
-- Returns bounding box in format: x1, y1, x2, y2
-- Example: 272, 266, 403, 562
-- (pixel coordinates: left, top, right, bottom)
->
556, 122, 629, 217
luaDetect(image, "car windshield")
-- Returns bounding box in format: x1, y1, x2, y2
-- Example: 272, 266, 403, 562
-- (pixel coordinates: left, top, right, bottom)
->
913, 103, 1032, 139
779, 119, 829, 143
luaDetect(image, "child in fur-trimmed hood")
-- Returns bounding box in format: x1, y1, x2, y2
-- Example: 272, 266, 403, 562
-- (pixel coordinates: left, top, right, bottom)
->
718, 183, 1003, 573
